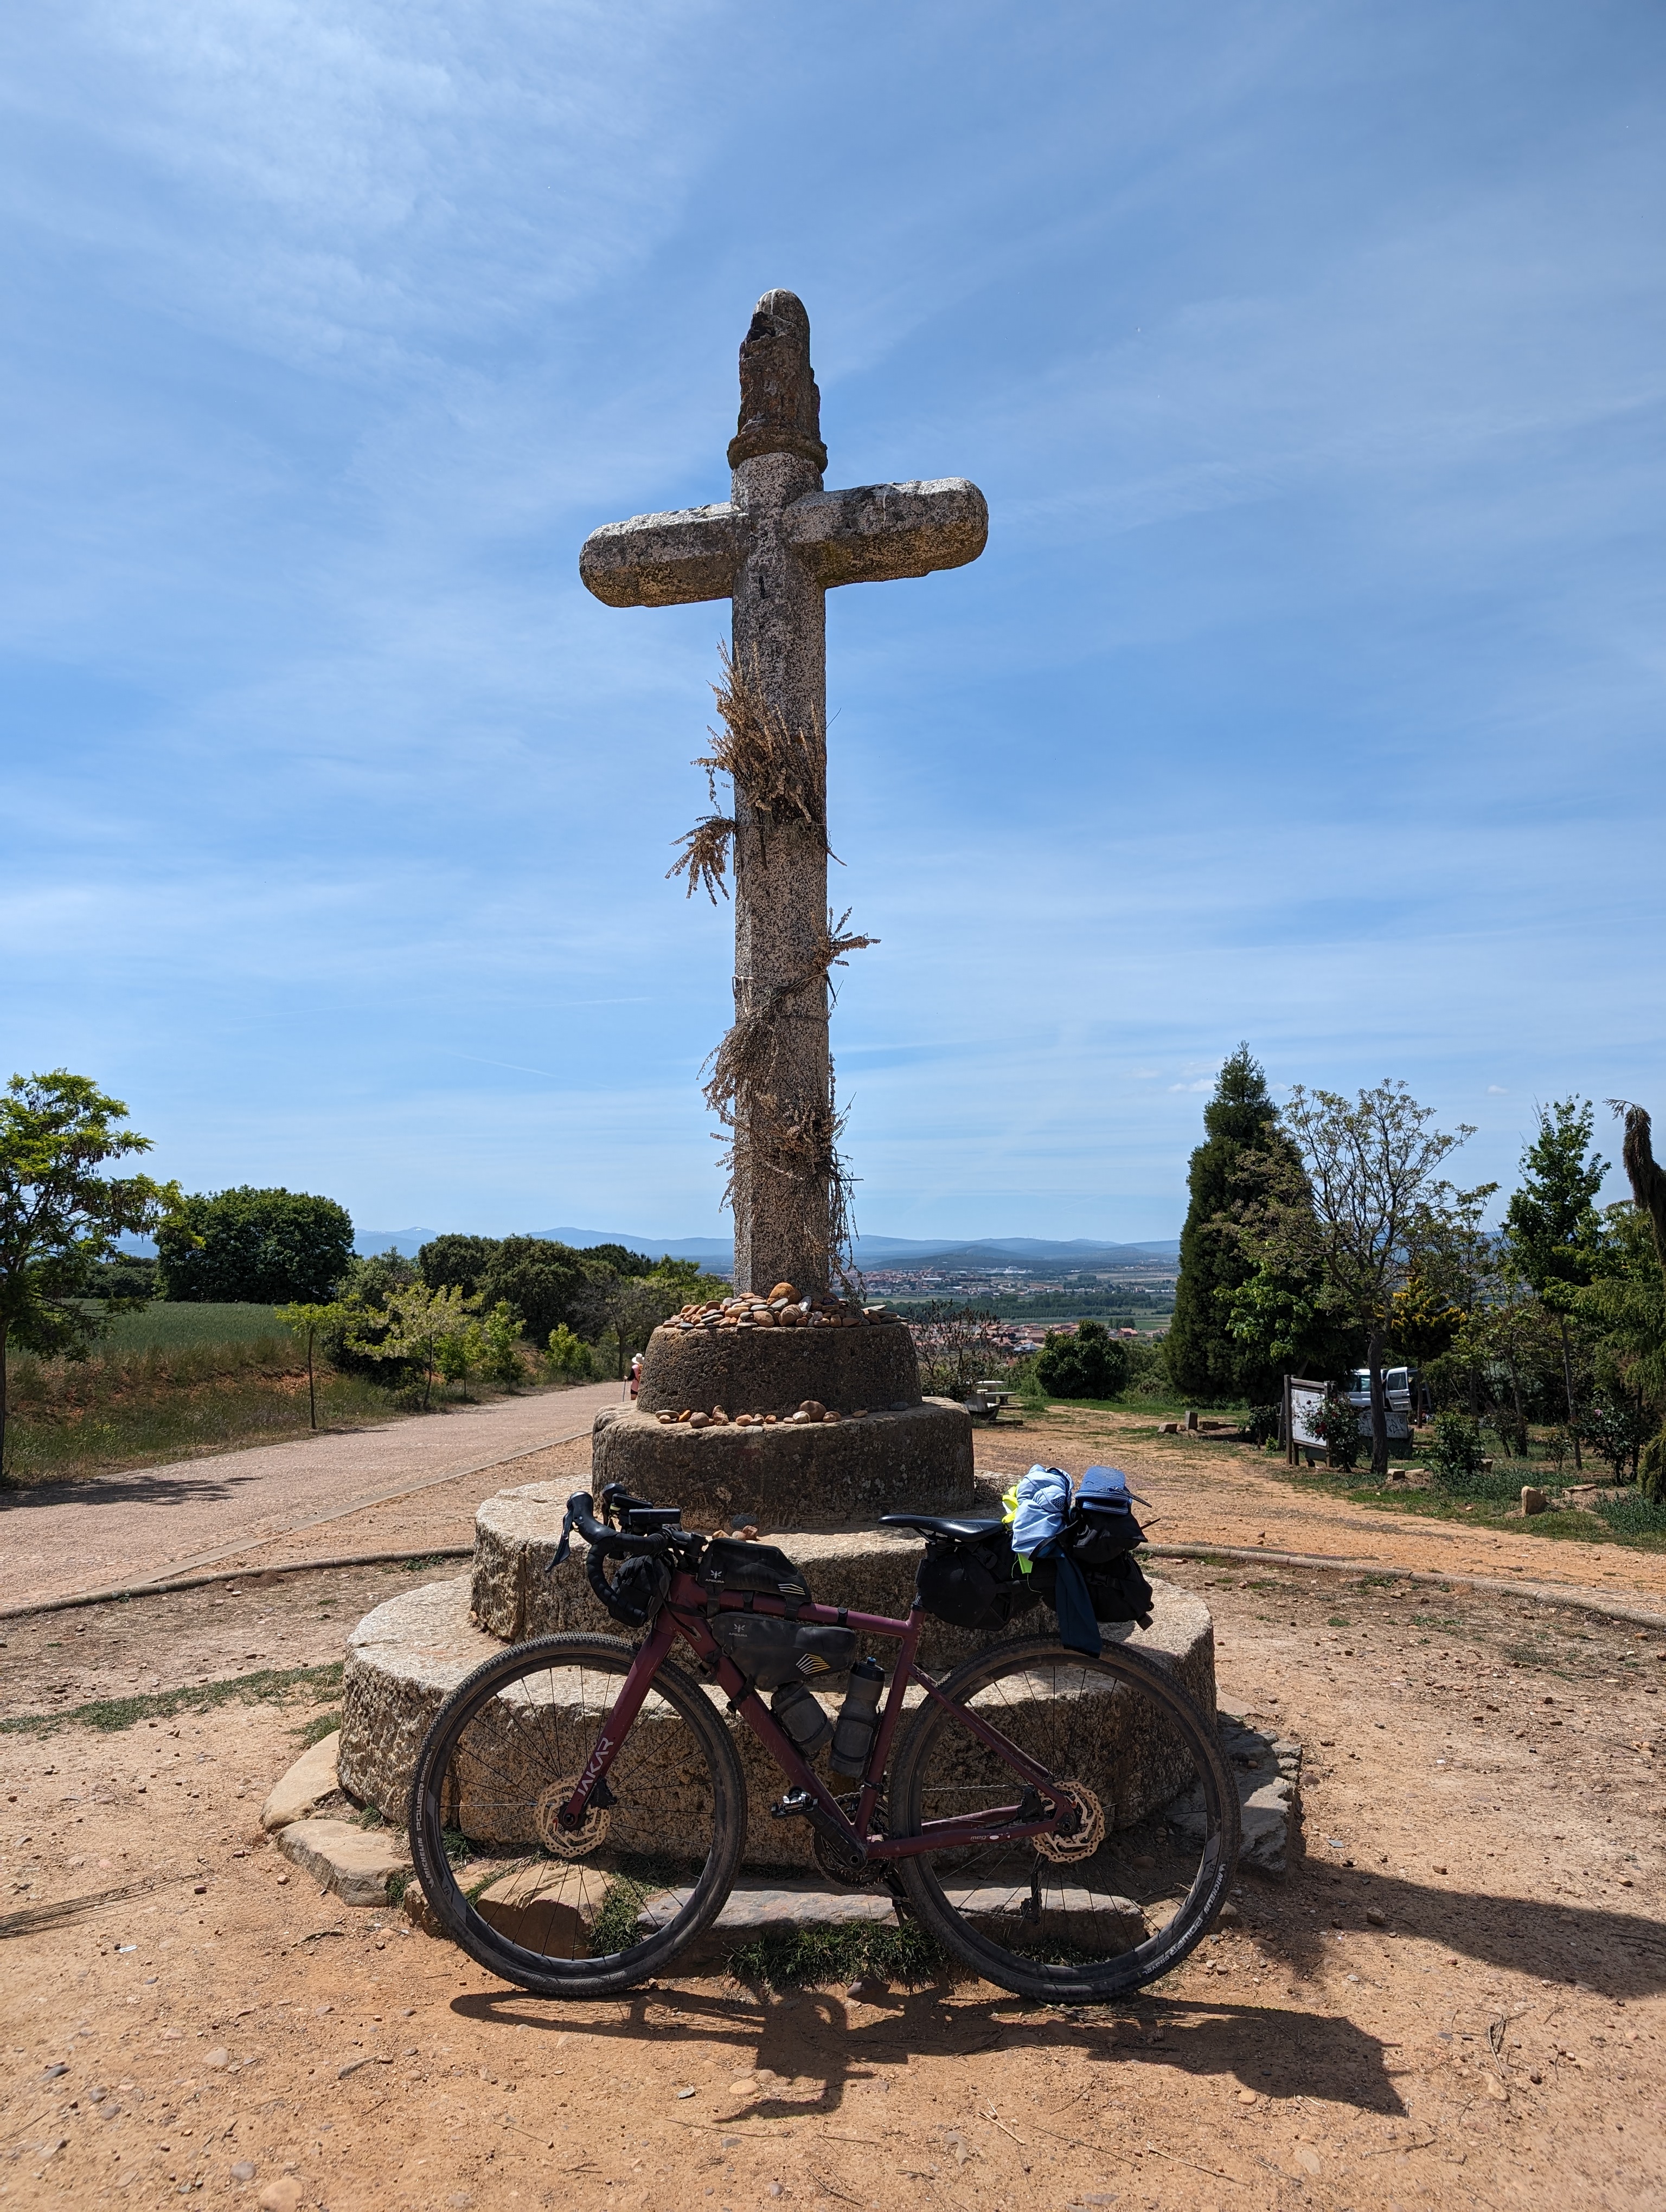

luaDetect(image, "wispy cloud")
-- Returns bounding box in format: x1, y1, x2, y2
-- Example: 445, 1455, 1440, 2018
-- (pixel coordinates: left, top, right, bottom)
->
2, 0, 1661, 1236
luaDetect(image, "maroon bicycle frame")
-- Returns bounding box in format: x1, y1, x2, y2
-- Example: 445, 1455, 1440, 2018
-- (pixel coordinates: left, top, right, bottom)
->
560, 1567, 1068, 1862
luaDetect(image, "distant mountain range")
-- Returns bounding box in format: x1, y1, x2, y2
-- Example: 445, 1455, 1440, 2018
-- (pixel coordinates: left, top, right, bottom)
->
355, 1227, 1179, 1270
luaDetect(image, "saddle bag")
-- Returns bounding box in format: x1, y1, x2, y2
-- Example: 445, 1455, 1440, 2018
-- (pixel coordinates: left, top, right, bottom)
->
917, 1523, 1040, 1633
1028, 1497, 1154, 1625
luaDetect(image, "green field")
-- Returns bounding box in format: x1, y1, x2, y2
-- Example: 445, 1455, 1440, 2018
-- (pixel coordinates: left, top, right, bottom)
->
2, 1300, 551, 1489
80, 1301, 287, 1349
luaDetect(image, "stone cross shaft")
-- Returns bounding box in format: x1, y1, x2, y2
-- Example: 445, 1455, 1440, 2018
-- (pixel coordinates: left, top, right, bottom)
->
580, 290, 987, 1296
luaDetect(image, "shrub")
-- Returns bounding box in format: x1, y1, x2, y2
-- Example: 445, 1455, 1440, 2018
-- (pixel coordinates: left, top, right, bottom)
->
157, 1187, 354, 1304
1245, 1404, 1281, 1447
480, 1301, 526, 1387
1427, 1410, 1485, 1486
546, 1324, 595, 1381
1643, 1429, 1665, 1505
1306, 1394, 1362, 1472
1034, 1320, 1129, 1401
1574, 1393, 1657, 1482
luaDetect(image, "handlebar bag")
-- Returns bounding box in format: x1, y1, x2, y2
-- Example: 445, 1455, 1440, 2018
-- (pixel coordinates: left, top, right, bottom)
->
708, 1614, 858, 1690
917, 1525, 1040, 1632
696, 1538, 812, 1605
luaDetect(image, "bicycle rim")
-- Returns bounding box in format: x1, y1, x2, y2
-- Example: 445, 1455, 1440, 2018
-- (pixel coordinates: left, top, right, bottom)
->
890, 1634, 1240, 2003
408, 1632, 744, 1997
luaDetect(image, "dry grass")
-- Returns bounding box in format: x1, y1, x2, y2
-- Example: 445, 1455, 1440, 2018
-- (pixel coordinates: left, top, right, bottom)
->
667, 641, 828, 901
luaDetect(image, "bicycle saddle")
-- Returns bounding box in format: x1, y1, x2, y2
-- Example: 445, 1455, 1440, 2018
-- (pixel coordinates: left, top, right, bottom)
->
879, 1512, 1003, 1540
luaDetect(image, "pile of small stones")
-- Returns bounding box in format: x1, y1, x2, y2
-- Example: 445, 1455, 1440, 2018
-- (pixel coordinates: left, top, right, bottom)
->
670, 1282, 901, 1332
656, 1398, 864, 1430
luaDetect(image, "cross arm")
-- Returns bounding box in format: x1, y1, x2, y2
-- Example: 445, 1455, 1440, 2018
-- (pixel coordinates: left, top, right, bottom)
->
579, 502, 742, 608
779, 478, 988, 589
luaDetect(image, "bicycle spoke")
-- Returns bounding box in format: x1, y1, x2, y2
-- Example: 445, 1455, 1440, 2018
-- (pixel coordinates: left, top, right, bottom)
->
893, 1636, 1239, 2002
408, 1634, 742, 1995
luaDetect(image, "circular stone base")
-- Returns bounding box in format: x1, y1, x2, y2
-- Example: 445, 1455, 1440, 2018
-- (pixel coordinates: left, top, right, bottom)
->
339, 1562, 1216, 1871
637, 1317, 920, 1417
591, 1398, 974, 1528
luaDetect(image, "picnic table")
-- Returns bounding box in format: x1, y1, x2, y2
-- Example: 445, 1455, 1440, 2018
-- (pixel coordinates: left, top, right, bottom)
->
964, 1381, 1020, 1423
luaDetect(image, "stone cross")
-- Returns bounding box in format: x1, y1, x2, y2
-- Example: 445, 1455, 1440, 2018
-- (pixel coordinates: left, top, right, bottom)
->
580, 290, 987, 1297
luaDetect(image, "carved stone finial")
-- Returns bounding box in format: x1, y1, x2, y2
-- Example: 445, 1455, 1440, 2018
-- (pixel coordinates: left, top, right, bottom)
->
727, 287, 828, 474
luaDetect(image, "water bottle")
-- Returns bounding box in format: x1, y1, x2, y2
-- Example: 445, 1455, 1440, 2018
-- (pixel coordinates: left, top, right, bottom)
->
828, 1658, 885, 1779
770, 1680, 832, 1758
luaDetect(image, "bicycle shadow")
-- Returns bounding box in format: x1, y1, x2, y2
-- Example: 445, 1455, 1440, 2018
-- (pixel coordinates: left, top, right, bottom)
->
450, 1977, 1406, 2119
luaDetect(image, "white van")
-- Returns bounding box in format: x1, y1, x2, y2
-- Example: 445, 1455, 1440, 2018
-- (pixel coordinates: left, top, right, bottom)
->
1345, 1366, 1419, 1439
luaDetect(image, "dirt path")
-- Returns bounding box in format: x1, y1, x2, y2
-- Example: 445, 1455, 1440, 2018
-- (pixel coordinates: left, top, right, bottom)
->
2, 1558, 1662, 2210
0, 1385, 623, 1616
973, 1409, 1666, 1606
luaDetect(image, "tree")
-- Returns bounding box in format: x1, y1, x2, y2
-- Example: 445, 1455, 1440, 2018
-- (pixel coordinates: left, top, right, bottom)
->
1502, 1099, 1607, 1468
338, 1246, 418, 1306
0, 1071, 183, 1477
575, 1268, 689, 1377
582, 1243, 656, 1278
349, 1281, 483, 1410
275, 1300, 352, 1430
546, 1323, 595, 1381
909, 1303, 1012, 1401
479, 1301, 526, 1387
484, 1238, 604, 1343
416, 1236, 501, 1297
1035, 1320, 1130, 1401
1239, 1081, 1477, 1477
157, 1187, 354, 1304
1567, 1206, 1666, 1475
1165, 1048, 1293, 1404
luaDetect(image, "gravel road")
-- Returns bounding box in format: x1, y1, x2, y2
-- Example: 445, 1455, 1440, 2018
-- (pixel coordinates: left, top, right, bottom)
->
0, 1381, 624, 1613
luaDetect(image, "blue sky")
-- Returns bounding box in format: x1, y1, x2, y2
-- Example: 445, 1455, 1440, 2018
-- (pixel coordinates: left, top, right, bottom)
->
4, 1, 1662, 1244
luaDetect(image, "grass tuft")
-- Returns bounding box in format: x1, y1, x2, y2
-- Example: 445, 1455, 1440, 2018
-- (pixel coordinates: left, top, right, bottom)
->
296, 1709, 342, 1747
725, 1916, 948, 1991
0, 1661, 343, 1739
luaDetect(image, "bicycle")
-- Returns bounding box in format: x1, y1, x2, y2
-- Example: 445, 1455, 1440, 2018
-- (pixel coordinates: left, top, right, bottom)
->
408, 1485, 1240, 2003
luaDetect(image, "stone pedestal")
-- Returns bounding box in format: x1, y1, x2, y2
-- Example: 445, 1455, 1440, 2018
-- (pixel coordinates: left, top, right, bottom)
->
594, 1318, 975, 1527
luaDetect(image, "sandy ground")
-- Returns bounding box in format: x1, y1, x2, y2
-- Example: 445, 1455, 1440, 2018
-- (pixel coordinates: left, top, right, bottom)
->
3, 1493, 1664, 2210
0, 1387, 623, 1615
4, 1411, 1665, 2210
970, 1410, 1666, 1609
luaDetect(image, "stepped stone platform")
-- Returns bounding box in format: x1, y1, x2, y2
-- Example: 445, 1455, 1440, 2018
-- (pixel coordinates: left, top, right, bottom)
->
327, 1306, 1276, 1882
593, 1315, 975, 1526
337, 1481, 1220, 1872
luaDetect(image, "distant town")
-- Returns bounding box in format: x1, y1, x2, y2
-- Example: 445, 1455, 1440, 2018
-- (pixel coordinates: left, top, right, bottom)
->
871, 1259, 1175, 1352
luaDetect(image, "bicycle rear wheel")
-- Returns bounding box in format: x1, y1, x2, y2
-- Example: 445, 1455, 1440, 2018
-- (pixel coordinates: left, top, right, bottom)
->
888, 1634, 1240, 2003
408, 1632, 745, 1997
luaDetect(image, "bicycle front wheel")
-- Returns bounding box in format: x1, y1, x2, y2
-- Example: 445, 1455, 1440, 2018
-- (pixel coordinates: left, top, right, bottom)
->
889, 1634, 1240, 2003
408, 1632, 745, 1997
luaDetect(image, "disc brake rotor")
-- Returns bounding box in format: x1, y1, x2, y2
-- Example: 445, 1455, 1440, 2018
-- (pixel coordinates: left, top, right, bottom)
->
534, 1775, 612, 1861
1034, 1780, 1105, 1864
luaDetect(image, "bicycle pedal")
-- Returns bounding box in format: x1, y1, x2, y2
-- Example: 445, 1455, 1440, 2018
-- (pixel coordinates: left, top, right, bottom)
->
769, 1789, 815, 1822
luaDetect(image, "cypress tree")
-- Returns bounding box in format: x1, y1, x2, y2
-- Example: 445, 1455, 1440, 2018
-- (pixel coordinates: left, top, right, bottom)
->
1165, 1045, 1287, 1404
